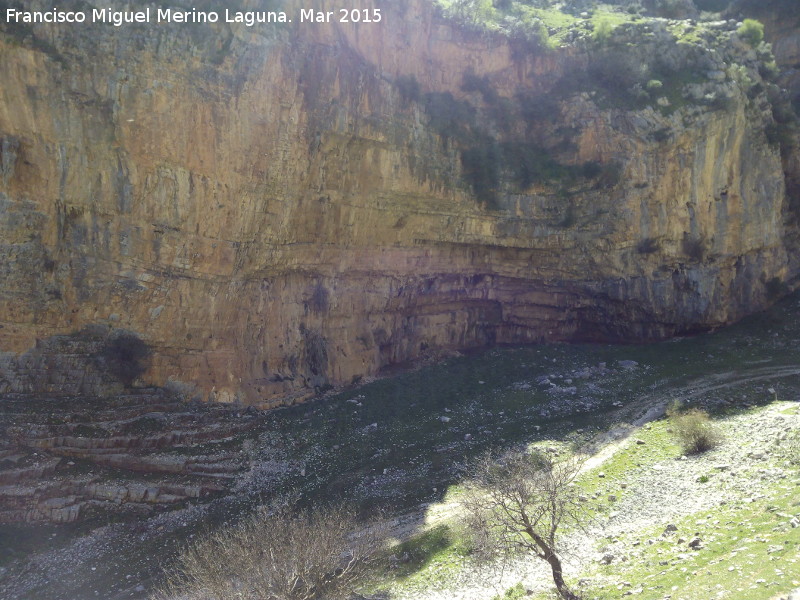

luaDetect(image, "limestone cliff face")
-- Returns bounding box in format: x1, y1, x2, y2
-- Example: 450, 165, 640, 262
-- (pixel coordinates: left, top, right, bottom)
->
0, 0, 794, 406
742, 2, 800, 243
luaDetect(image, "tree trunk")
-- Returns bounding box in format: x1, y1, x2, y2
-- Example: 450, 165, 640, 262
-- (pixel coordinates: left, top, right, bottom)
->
545, 552, 580, 600
526, 528, 580, 600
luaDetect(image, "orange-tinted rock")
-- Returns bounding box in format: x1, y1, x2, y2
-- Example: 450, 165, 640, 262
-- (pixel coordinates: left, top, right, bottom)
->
0, 0, 795, 406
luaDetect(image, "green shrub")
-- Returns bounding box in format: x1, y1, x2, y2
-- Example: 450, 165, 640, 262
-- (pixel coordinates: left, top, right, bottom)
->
667, 403, 722, 455
758, 61, 780, 82
527, 19, 552, 50
592, 18, 614, 43
492, 582, 528, 600
737, 19, 764, 47
444, 0, 496, 29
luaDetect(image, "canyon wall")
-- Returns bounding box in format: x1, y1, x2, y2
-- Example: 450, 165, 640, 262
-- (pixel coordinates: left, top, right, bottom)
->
0, 0, 795, 406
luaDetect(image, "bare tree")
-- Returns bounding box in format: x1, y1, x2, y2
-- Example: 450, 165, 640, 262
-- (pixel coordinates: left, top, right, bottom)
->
459, 449, 584, 600
153, 500, 387, 600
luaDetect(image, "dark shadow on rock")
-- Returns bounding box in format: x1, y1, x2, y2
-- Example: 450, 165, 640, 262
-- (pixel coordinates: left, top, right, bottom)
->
95, 331, 151, 388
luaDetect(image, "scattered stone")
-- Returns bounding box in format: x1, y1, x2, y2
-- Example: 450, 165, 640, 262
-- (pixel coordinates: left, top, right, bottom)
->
688, 537, 703, 549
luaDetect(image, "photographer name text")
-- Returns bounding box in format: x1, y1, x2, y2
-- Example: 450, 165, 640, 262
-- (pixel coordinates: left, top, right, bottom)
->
5, 7, 383, 27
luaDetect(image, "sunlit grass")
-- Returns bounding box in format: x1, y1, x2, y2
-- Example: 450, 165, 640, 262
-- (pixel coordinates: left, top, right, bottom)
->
588, 481, 800, 599
434, 1, 640, 47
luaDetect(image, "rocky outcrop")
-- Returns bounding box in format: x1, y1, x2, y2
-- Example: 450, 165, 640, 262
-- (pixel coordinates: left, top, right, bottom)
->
0, 387, 261, 523
0, 0, 796, 406
732, 1, 800, 258
733, 1, 800, 94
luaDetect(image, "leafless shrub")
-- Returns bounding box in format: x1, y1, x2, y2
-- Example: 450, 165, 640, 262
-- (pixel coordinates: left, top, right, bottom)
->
152, 500, 387, 600
459, 449, 585, 600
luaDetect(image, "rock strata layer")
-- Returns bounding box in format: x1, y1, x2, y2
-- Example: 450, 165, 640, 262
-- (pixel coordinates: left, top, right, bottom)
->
0, 383, 261, 523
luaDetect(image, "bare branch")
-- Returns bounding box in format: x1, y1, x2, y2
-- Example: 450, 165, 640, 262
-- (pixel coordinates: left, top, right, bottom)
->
458, 448, 585, 600
152, 500, 388, 600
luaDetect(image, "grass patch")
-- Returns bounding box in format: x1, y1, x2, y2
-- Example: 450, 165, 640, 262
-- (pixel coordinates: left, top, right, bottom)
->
372, 524, 471, 592
492, 581, 528, 600
576, 420, 681, 505
435, 1, 638, 47
588, 479, 800, 599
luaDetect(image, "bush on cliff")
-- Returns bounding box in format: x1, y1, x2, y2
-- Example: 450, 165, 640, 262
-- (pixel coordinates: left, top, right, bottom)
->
737, 19, 764, 47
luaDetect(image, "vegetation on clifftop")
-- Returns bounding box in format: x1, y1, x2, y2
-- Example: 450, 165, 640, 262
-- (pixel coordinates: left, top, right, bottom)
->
415, 1, 788, 209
